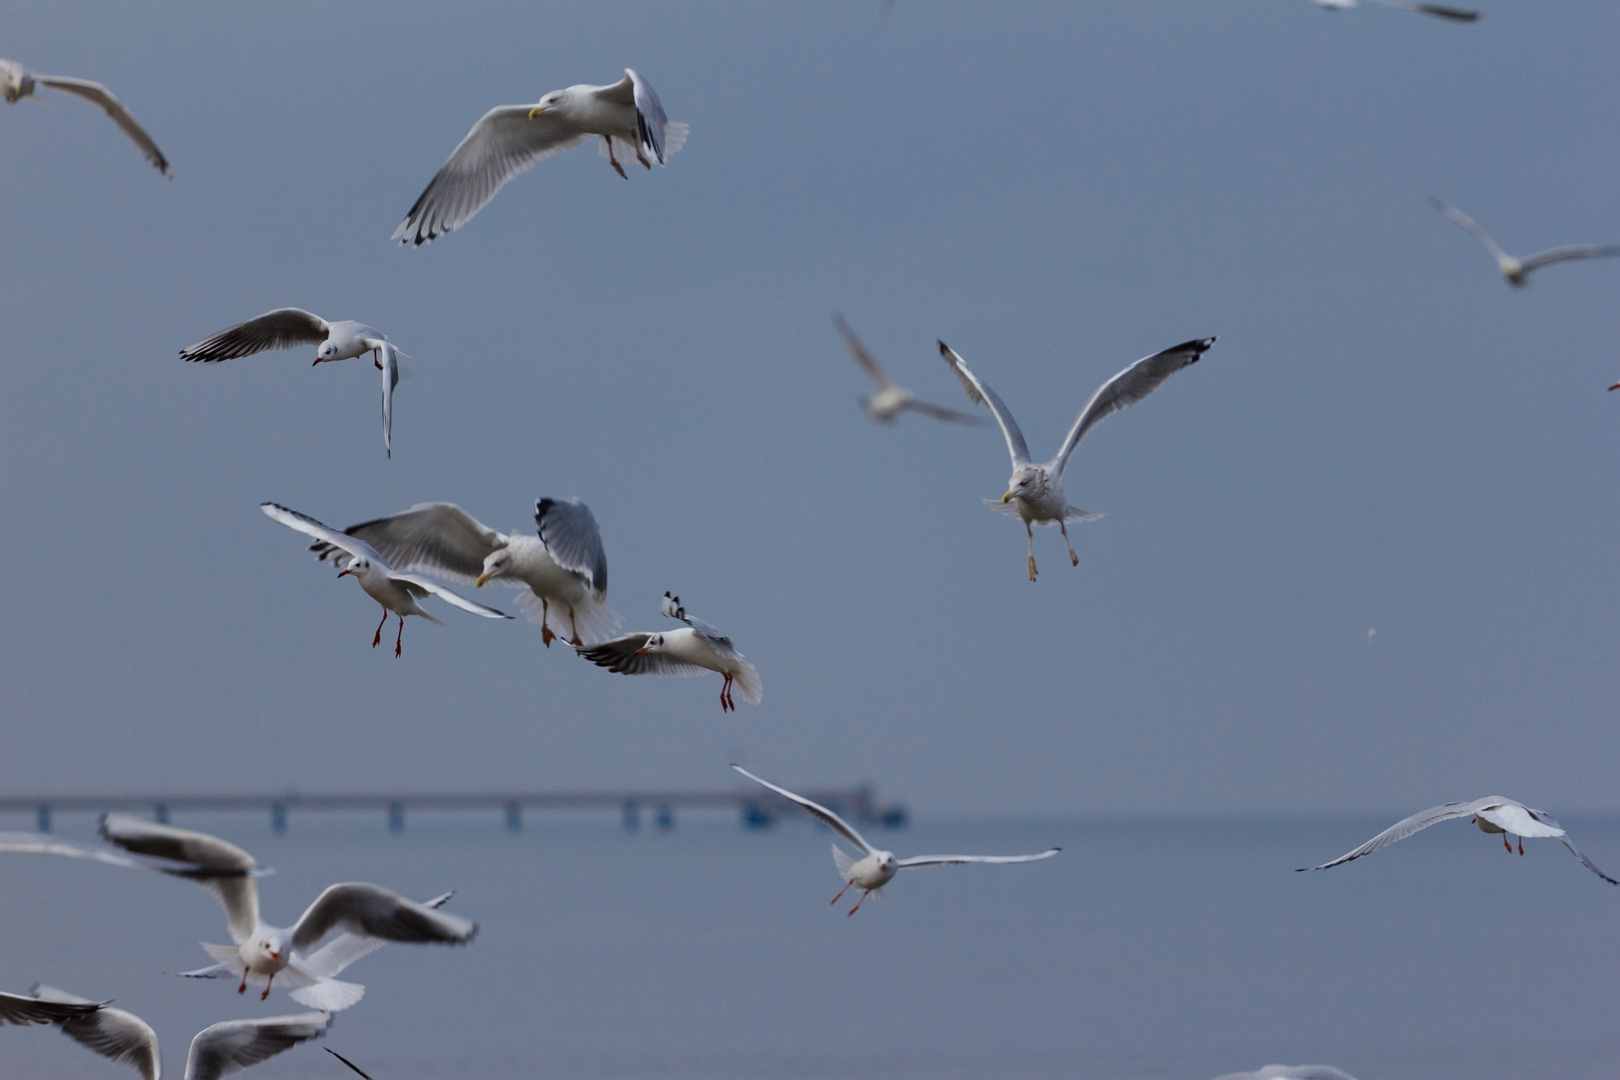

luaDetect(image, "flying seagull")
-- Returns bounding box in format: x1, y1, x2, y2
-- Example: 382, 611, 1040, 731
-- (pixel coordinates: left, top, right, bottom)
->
732, 765, 1060, 915
940, 336, 1214, 580
394, 68, 688, 246
2, 984, 330, 1080
180, 310, 407, 458
1427, 197, 1620, 288
1, 58, 171, 175
834, 316, 981, 426
262, 503, 511, 657
577, 592, 761, 712
305, 499, 618, 647
1297, 796, 1619, 884
1212, 1067, 1361, 1080
1309, 0, 1479, 22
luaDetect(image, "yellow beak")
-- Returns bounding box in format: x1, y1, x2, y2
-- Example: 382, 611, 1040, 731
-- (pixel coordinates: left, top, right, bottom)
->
1001, 492, 1014, 503
475, 572, 491, 588
528, 105, 547, 118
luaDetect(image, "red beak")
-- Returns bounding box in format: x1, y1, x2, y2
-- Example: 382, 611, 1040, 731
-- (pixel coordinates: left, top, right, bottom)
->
338, 568, 353, 577
634, 647, 648, 654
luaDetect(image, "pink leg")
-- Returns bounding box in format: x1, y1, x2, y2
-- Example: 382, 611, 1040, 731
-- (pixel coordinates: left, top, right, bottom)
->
395, 615, 405, 658
636, 146, 651, 169
831, 882, 851, 905
848, 890, 870, 916
568, 606, 583, 648
605, 138, 627, 179
372, 608, 388, 648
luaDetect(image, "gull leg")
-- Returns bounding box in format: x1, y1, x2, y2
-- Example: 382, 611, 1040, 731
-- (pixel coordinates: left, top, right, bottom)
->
372, 608, 388, 649
1060, 521, 1079, 567
604, 137, 627, 179
237, 970, 248, 995
848, 890, 870, 916
567, 605, 583, 648
260, 971, 274, 1001
540, 598, 555, 647
395, 615, 405, 658
1503, 834, 1512, 854
1518, 836, 1524, 856
1026, 522, 1038, 582
636, 145, 651, 169
831, 882, 851, 906
720, 673, 734, 712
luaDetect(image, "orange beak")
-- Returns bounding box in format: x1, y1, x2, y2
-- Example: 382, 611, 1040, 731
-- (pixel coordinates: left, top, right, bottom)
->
634, 647, 648, 654
338, 568, 353, 577
270, 950, 281, 963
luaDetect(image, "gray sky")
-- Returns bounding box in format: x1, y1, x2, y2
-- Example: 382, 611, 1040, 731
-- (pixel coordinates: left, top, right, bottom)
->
4, 0, 1619, 818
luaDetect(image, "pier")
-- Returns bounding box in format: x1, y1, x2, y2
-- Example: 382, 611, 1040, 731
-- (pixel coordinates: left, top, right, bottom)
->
0, 784, 908, 835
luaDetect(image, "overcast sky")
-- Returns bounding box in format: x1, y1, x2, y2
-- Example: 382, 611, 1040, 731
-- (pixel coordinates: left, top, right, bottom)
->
3, 0, 1619, 818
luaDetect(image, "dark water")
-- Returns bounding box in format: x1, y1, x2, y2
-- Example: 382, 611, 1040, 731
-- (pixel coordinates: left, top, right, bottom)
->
2, 811, 1617, 1079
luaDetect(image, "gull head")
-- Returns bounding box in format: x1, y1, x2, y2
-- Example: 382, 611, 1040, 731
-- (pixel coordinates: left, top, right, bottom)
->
248, 930, 288, 970
635, 633, 667, 655
314, 340, 341, 365
1003, 466, 1044, 504
1499, 257, 1528, 288
337, 557, 371, 580
528, 89, 570, 119
0, 63, 32, 103
475, 549, 512, 588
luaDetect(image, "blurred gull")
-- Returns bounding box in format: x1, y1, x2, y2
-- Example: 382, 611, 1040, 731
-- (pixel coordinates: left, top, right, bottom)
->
940, 336, 1214, 580
1212, 1067, 1360, 1080
1298, 796, 1619, 884
578, 593, 760, 712
305, 499, 619, 647
834, 316, 981, 426
262, 503, 511, 657
394, 68, 688, 246
180, 310, 407, 458
1428, 197, 1620, 288
2, 58, 171, 174
732, 766, 1060, 915
1310, 0, 1478, 22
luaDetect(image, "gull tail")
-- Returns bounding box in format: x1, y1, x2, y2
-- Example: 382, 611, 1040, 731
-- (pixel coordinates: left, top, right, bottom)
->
832, 843, 857, 881
1063, 506, 1103, 523
289, 977, 366, 1013
731, 659, 763, 705
514, 590, 623, 645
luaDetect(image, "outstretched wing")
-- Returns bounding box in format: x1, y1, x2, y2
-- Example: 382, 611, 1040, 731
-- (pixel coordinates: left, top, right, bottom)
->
1296, 798, 1499, 872
938, 341, 1031, 467
56, 1004, 162, 1080
311, 503, 503, 585
0, 989, 103, 1025
834, 315, 892, 390
905, 399, 986, 426
575, 633, 710, 678
730, 765, 876, 857
180, 309, 331, 363
37, 74, 170, 175
1048, 337, 1214, 477
297, 891, 457, 979
896, 847, 1061, 869
536, 498, 609, 598
379, 342, 398, 459
289, 882, 477, 956
393, 575, 511, 620
1426, 196, 1510, 264
1517, 245, 1620, 276
1369, 0, 1480, 20
393, 106, 590, 246
99, 813, 262, 943
1520, 808, 1620, 885
326, 1049, 377, 1080
595, 69, 673, 164
183, 1013, 329, 1080
262, 503, 390, 572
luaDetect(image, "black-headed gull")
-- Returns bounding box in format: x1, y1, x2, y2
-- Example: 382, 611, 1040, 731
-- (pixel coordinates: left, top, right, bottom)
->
180, 311, 407, 458
940, 336, 1214, 580
262, 503, 511, 657
394, 68, 688, 246
1, 58, 171, 175
1309, 0, 1478, 22
731, 766, 1060, 915
834, 316, 982, 426
577, 593, 760, 712
304, 499, 619, 647
1428, 197, 1620, 288
1298, 796, 1619, 884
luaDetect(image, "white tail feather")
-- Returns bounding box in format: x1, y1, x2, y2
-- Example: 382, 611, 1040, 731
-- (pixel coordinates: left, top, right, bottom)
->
731, 659, 763, 705
288, 977, 366, 1012
515, 589, 622, 645
831, 843, 857, 881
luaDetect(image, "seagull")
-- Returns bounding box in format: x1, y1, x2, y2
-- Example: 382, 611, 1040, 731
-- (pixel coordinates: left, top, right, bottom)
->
1297, 797, 1619, 884
834, 316, 981, 426
1, 814, 476, 1010
180, 310, 406, 458
326, 1049, 375, 1078
731, 765, 1060, 915
262, 503, 510, 657
577, 593, 761, 712
1427, 197, 1620, 288
2, 984, 329, 1080
304, 499, 619, 647
1212, 1067, 1361, 1080
1, 58, 171, 175
394, 68, 688, 246
1309, 0, 1479, 22
939, 336, 1214, 580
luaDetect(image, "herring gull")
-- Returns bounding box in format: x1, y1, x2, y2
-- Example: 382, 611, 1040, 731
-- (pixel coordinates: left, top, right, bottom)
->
1428, 196, 1620, 288
835, 316, 981, 426
2, 58, 171, 175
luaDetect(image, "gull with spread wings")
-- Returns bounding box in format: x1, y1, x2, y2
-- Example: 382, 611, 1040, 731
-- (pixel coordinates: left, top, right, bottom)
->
304, 499, 618, 647
940, 336, 1214, 580
1309, 0, 1478, 22
394, 68, 687, 246
1428, 197, 1620, 288
262, 503, 510, 657
1297, 796, 1618, 884
834, 316, 981, 426
732, 766, 1059, 916
577, 593, 760, 712
2, 58, 170, 175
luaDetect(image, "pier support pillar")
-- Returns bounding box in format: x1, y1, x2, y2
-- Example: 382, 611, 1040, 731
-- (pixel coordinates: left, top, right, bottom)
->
622, 800, 640, 830
655, 803, 674, 830
741, 801, 774, 830
271, 803, 287, 835
154, 803, 169, 825
505, 801, 522, 833
388, 802, 405, 834
36, 804, 50, 834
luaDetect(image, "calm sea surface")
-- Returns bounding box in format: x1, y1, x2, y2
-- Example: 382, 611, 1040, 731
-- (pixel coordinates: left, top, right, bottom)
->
1, 811, 1617, 1080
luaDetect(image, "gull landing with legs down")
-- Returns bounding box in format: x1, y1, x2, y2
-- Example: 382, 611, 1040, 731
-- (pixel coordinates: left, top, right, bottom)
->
731, 766, 1060, 916
576, 593, 761, 712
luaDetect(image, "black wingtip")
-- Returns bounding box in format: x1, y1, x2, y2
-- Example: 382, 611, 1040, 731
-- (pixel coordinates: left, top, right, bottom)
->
325, 1049, 375, 1080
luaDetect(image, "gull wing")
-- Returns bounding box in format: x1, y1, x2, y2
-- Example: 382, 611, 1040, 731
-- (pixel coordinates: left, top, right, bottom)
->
938, 341, 1031, 467
100, 814, 262, 943
833, 315, 892, 390
1296, 798, 1500, 872
393, 106, 590, 246
262, 503, 390, 573
54, 1002, 162, 1080
297, 891, 455, 979
896, 847, 1061, 869
289, 882, 476, 956
36, 74, 170, 175
1506, 807, 1620, 885
379, 343, 398, 459
730, 765, 876, 857
1426, 197, 1510, 264
904, 399, 986, 426
0, 831, 225, 874
183, 1013, 329, 1080
594, 69, 673, 164
1368, 0, 1479, 19
685, 617, 738, 658
179, 310, 331, 363
326, 1050, 376, 1079
0, 988, 103, 1025
1048, 337, 1214, 478
575, 634, 711, 678
312, 503, 503, 585
391, 575, 511, 619
535, 498, 609, 597
1517, 245, 1620, 276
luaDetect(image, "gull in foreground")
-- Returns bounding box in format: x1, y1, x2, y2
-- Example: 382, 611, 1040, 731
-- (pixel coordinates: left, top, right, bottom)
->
1428, 197, 1620, 288
2, 983, 329, 1080
2, 814, 476, 1010
1309, 0, 1478, 22
394, 68, 688, 246
262, 503, 510, 656
732, 765, 1060, 915
1212, 1067, 1360, 1080
940, 336, 1214, 580
1298, 796, 1619, 884
305, 499, 618, 647
835, 316, 981, 426
180, 310, 407, 457
577, 593, 760, 712
2, 58, 171, 175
